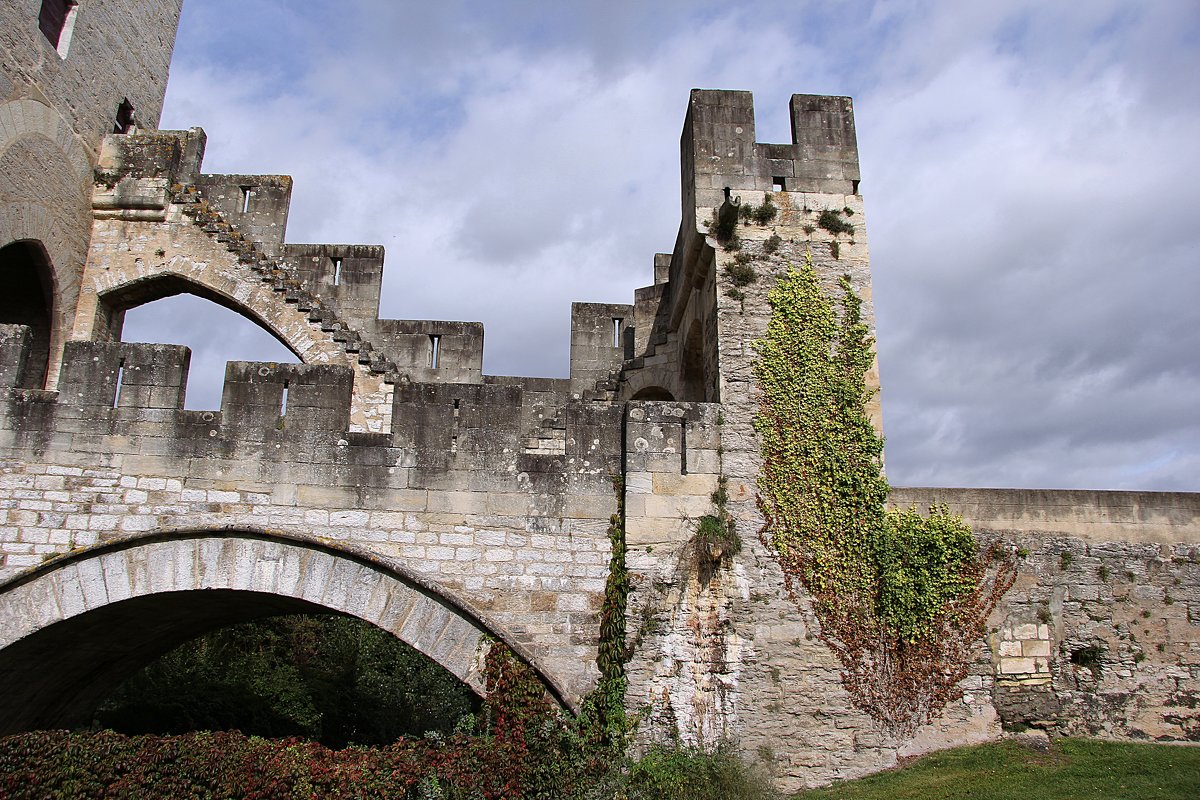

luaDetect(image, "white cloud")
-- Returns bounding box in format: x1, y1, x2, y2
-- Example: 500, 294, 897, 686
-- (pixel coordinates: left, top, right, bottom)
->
124, 0, 1200, 490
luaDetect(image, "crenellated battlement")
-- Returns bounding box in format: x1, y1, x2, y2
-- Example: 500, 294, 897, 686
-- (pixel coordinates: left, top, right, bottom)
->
682, 89, 860, 211
0, 334, 626, 476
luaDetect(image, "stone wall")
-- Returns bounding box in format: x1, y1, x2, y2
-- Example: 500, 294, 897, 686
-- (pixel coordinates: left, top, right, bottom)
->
0, 336, 622, 714
1, 1, 184, 390
1, 0, 183, 154
615, 91, 1200, 793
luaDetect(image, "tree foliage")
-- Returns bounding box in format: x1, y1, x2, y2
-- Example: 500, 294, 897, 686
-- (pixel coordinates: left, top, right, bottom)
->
96, 614, 479, 748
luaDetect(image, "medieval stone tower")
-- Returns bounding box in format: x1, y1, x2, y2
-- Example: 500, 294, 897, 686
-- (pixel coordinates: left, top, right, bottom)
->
2, 1, 1198, 792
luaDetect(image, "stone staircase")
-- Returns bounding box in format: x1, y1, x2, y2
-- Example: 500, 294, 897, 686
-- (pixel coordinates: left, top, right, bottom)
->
170, 183, 402, 387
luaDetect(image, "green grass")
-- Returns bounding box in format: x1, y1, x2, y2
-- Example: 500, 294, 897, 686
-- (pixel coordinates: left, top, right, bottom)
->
792, 739, 1200, 800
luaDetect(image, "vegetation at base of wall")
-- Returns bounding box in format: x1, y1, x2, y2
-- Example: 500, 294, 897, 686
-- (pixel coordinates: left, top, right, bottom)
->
0, 725, 781, 800
0, 634, 775, 799
752, 255, 1016, 732
0, 645, 567, 799
790, 738, 1200, 800
97, 614, 479, 748
619, 744, 778, 800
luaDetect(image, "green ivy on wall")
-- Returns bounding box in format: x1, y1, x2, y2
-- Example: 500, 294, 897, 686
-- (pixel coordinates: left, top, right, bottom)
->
752, 254, 1016, 732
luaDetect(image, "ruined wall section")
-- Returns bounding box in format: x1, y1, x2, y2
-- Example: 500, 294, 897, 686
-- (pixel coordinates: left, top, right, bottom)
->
621, 401, 751, 746
893, 487, 1200, 744
0, 335, 620, 706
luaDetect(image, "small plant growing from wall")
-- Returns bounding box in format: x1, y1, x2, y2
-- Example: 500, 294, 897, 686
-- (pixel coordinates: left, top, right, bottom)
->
707, 206, 740, 249
752, 253, 1016, 732
723, 262, 758, 288
763, 233, 782, 254
692, 477, 741, 563
818, 208, 855, 236
738, 194, 778, 226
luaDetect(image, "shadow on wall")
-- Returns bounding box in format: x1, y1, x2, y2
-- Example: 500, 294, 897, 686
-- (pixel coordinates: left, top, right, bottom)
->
0, 241, 54, 390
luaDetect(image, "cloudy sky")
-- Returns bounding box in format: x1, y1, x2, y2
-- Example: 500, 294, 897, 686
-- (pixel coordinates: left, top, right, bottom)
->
123, 0, 1200, 492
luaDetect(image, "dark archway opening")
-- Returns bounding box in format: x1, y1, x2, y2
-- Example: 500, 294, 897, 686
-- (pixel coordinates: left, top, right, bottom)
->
96, 613, 480, 748
0, 590, 478, 746
680, 318, 706, 401
0, 241, 54, 389
631, 386, 674, 401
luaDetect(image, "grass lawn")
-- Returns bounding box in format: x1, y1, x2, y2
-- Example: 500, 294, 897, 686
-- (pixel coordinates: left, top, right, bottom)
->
791, 738, 1200, 800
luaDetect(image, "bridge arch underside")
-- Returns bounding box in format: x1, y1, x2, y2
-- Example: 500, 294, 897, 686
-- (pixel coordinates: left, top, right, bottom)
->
0, 534, 559, 736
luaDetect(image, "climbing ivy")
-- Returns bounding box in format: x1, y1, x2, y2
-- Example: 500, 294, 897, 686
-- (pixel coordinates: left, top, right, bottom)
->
752, 255, 1016, 732
573, 475, 633, 749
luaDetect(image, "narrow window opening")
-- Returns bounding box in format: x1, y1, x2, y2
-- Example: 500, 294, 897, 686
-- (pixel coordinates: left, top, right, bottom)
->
612, 318, 623, 348
679, 420, 688, 475
429, 335, 441, 369
113, 97, 136, 134
113, 358, 125, 408
851, 179, 860, 195
452, 397, 460, 417
331, 257, 342, 286
450, 434, 458, 453
280, 380, 289, 417
240, 186, 252, 213
771, 176, 787, 192
39, 0, 78, 57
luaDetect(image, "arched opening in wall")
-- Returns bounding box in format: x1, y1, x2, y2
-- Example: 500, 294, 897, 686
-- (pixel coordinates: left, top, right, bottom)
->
0, 535, 569, 739
116, 289, 297, 410
0, 589, 476, 744
632, 386, 674, 401
95, 611, 481, 747
0, 241, 55, 389
680, 318, 706, 402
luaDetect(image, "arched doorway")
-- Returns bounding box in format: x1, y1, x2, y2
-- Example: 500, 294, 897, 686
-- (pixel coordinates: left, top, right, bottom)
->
0, 240, 54, 388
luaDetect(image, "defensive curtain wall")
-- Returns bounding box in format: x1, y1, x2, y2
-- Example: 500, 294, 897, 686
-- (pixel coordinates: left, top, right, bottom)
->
2, 2, 1199, 791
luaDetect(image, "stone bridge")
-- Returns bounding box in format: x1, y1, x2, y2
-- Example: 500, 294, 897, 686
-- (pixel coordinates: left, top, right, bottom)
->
2, 26, 1199, 787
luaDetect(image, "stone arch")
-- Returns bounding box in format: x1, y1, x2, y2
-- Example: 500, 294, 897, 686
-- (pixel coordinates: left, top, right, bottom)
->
79, 264, 349, 371
95, 272, 306, 362
0, 532, 569, 735
0, 99, 95, 389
